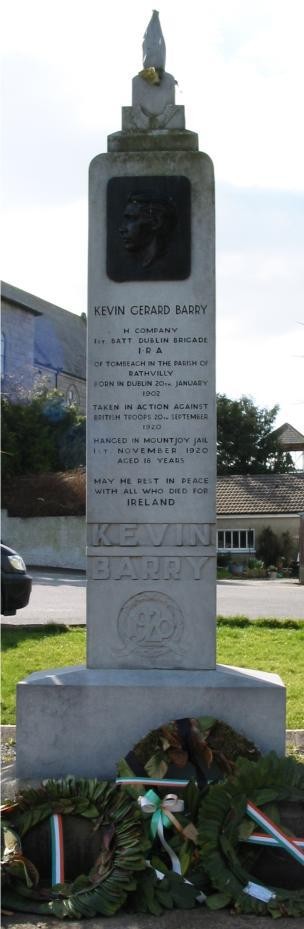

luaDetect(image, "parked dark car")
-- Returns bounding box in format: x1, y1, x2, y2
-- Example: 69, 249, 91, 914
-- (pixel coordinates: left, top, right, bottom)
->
1, 543, 32, 615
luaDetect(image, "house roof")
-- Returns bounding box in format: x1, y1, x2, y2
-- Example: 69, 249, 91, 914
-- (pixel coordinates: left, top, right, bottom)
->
1, 281, 86, 380
217, 472, 304, 515
1, 281, 42, 316
271, 422, 304, 451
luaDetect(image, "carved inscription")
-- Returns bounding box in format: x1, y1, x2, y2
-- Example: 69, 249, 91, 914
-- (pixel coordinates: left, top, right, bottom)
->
91, 555, 208, 580
88, 293, 214, 520
88, 523, 212, 547
117, 591, 184, 657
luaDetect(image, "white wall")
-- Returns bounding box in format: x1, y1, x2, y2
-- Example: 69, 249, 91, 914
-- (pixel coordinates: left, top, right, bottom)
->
1, 510, 85, 569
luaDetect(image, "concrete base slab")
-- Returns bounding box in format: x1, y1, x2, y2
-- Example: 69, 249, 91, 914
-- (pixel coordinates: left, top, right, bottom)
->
16, 664, 285, 779
2, 906, 304, 929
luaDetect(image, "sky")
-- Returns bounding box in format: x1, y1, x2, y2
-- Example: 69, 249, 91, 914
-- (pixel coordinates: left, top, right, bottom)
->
2, 0, 304, 444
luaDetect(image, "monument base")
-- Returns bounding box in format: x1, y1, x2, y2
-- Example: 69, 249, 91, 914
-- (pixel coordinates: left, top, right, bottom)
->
16, 665, 285, 779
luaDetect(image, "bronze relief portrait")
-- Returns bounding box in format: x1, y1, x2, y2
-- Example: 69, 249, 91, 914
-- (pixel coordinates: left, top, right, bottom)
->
107, 176, 191, 281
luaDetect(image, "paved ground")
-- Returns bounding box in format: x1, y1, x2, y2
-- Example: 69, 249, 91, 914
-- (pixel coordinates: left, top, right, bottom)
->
217, 577, 304, 619
1, 571, 303, 626
1, 568, 86, 626
2, 908, 304, 929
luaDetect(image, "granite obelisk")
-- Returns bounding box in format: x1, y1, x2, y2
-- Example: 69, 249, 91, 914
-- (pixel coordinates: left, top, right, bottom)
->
16, 14, 285, 778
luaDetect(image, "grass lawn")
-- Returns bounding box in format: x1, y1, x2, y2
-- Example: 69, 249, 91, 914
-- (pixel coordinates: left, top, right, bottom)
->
217, 617, 304, 729
1, 618, 304, 728
1, 625, 86, 725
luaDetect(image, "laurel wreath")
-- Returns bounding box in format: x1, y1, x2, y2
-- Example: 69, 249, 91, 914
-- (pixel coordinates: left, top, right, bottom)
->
3, 751, 303, 918
124, 778, 210, 915
1, 776, 146, 918
198, 753, 304, 918
116, 713, 261, 916
117, 715, 260, 787
1, 775, 208, 918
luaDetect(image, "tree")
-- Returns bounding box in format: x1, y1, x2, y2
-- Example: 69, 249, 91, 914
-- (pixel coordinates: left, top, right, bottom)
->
1, 389, 86, 477
256, 526, 280, 567
256, 527, 296, 567
217, 395, 295, 474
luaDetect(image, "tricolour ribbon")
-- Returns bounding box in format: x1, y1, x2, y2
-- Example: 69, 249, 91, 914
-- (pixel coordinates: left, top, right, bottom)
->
246, 801, 304, 867
50, 814, 64, 886
246, 834, 304, 848
138, 789, 185, 874
116, 777, 189, 788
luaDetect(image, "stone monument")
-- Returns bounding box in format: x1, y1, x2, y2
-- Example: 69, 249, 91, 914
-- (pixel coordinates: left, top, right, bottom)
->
16, 13, 285, 779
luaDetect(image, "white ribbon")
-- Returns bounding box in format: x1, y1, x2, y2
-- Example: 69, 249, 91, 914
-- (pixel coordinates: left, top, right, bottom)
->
156, 816, 182, 875
138, 791, 184, 817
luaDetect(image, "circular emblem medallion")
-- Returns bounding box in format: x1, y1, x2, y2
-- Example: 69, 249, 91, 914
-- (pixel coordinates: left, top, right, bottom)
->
117, 591, 184, 657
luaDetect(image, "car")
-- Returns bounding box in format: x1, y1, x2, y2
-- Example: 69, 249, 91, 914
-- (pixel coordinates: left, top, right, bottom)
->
1, 543, 32, 616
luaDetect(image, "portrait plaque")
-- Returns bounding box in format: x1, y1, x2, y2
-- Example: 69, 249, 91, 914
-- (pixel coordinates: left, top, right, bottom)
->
107, 175, 191, 281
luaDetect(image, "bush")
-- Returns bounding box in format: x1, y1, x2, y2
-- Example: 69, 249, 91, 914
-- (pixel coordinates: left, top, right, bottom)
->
247, 558, 264, 570
2, 470, 85, 517
1, 390, 86, 477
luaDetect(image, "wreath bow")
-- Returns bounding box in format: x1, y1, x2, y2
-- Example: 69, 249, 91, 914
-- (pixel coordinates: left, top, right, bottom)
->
138, 790, 184, 874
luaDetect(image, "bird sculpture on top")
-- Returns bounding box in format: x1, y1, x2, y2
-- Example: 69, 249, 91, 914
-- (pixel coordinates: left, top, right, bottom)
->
140, 10, 166, 85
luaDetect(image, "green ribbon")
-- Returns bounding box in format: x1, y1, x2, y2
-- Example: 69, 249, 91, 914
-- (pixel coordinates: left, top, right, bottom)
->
144, 788, 173, 838
138, 789, 185, 875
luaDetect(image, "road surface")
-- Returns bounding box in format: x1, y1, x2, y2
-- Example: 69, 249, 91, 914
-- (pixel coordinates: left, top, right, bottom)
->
217, 577, 304, 619
1, 569, 86, 626
1, 571, 303, 625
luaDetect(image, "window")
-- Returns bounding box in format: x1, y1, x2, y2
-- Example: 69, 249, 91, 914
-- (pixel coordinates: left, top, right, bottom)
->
217, 529, 255, 552
66, 384, 79, 407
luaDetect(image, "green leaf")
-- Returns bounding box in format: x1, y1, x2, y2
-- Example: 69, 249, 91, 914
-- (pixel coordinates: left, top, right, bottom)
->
207, 891, 232, 910
157, 888, 174, 909
184, 779, 200, 820
145, 752, 168, 779
116, 758, 135, 779
169, 873, 197, 909
238, 818, 255, 841
261, 802, 280, 824
179, 842, 192, 876
150, 855, 169, 873
69, 874, 90, 892
253, 789, 281, 805
197, 716, 216, 735
80, 804, 100, 818
147, 896, 163, 916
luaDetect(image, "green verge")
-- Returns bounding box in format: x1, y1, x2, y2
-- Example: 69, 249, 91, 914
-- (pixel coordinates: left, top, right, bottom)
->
1, 625, 86, 724
217, 617, 304, 730
1, 619, 304, 728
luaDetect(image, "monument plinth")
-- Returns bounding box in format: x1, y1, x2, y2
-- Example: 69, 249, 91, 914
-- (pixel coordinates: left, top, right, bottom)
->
16, 14, 285, 779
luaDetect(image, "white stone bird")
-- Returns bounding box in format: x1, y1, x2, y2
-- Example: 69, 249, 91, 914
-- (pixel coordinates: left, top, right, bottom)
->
142, 10, 166, 71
